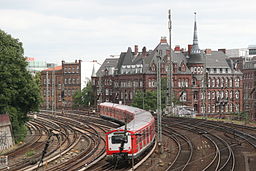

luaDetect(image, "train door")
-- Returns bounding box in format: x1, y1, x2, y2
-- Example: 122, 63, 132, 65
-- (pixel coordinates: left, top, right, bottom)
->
108, 131, 132, 152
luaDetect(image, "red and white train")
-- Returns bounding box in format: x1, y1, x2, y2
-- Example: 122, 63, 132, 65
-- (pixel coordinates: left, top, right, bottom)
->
99, 102, 155, 160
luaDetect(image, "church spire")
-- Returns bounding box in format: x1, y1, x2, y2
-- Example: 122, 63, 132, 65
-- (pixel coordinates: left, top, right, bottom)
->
191, 12, 200, 54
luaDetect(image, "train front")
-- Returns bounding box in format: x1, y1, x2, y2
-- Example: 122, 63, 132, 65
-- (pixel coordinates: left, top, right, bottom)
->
106, 129, 134, 161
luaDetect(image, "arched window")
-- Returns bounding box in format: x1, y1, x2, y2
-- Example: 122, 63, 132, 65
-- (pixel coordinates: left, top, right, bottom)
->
208, 78, 211, 87
230, 90, 233, 99
220, 78, 224, 87
235, 77, 240, 87
212, 78, 215, 87
216, 78, 220, 87
225, 90, 228, 99
151, 63, 156, 71
225, 78, 228, 87
192, 78, 197, 86
208, 104, 211, 113
235, 90, 239, 99
229, 78, 233, 87
220, 91, 224, 99
225, 104, 228, 112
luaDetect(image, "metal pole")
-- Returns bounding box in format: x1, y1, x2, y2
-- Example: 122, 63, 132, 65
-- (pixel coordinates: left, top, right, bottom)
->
157, 54, 162, 143
167, 9, 173, 114
46, 71, 49, 109
52, 69, 55, 115
203, 53, 207, 118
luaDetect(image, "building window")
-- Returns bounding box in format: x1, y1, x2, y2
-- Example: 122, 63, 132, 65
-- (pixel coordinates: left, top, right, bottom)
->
140, 81, 143, 87
235, 78, 240, 87
58, 84, 61, 89
216, 78, 220, 87
130, 91, 133, 100
220, 78, 224, 87
192, 78, 197, 86
65, 78, 67, 84
208, 104, 211, 113
76, 66, 79, 73
212, 105, 215, 113
220, 91, 224, 99
235, 91, 239, 99
193, 91, 198, 100
230, 91, 233, 99
212, 79, 215, 87
180, 91, 187, 102
225, 78, 228, 87
229, 78, 233, 87
224, 90, 228, 99
208, 79, 211, 87
208, 91, 211, 99
212, 91, 215, 99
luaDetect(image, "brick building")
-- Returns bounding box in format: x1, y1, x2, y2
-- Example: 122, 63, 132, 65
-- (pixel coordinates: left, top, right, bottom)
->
92, 14, 243, 115
242, 59, 256, 120
41, 60, 98, 109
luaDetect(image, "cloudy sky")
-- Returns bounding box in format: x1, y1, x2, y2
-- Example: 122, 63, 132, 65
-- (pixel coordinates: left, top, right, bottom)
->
0, 0, 255, 64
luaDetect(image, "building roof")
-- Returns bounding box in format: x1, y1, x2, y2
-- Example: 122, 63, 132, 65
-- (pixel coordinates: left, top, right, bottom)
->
205, 51, 230, 68
42, 66, 62, 71
96, 58, 119, 76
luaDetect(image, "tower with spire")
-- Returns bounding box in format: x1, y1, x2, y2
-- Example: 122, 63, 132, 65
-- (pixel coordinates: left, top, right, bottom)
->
191, 12, 200, 54
188, 12, 204, 64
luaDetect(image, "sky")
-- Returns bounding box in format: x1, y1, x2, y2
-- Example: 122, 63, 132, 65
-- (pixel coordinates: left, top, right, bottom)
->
0, 0, 255, 65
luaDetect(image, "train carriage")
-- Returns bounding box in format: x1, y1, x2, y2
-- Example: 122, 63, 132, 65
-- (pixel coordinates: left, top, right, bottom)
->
99, 102, 155, 160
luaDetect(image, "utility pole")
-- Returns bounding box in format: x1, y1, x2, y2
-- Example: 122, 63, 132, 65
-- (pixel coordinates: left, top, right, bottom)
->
46, 71, 49, 109
157, 52, 162, 149
202, 53, 207, 118
52, 69, 56, 115
167, 9, 173, 115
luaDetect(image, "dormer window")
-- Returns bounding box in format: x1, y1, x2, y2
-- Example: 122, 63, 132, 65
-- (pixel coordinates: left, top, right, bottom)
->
151, 63, 156, 71
181, 63, 186, 72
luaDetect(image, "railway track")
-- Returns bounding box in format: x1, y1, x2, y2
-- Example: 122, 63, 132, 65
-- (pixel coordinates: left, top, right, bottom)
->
163, 117, 255, 171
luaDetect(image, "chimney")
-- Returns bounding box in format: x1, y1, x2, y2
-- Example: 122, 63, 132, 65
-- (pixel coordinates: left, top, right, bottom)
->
218, 48, 226, 54
160, 36, 167, 43
142, 46, 147, 57
75, 60, 77, 63
134, 45, 138, 55
205, 49, 212, 55
188, 44, 192, 55
174, 45, 181, 52
62, 60, 65, 64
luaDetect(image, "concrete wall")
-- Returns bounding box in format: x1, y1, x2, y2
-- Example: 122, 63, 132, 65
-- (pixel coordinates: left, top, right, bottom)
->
0, 114, 14, 151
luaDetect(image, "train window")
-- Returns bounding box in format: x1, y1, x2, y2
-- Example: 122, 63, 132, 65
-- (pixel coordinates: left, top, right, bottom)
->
112, 135, 127, 144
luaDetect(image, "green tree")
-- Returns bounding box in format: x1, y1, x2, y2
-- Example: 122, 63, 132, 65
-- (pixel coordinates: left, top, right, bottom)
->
73, 81, 95, 108
0, 29, 41, 142
131, 77, 182, 111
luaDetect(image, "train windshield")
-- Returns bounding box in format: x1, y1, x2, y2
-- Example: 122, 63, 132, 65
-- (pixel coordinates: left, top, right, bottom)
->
111, 135, 127, 144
